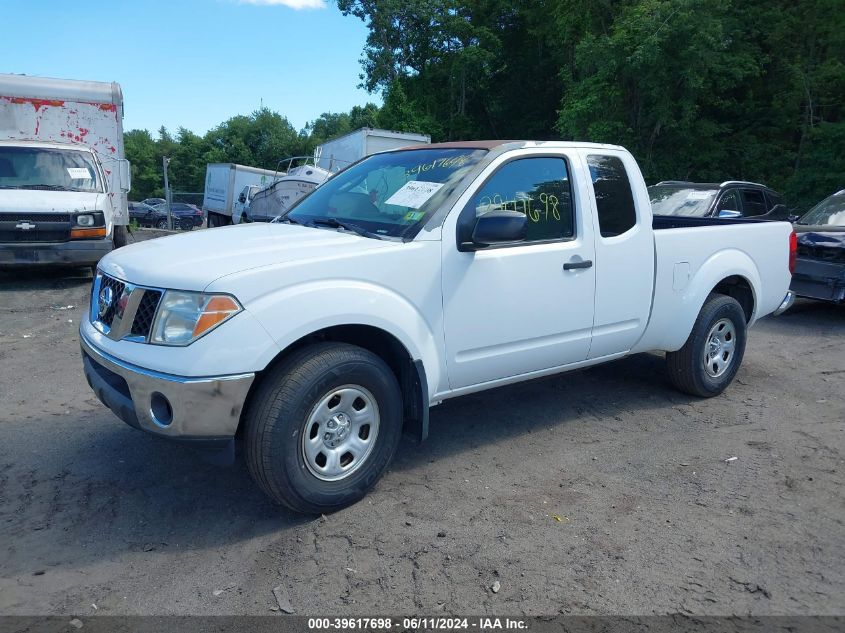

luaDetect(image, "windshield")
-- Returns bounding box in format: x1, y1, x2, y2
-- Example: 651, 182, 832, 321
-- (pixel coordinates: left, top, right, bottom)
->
285, 148, 487, 238
649, 185, 716, 217
0, 146, 103, 193
798, 192, 845, 226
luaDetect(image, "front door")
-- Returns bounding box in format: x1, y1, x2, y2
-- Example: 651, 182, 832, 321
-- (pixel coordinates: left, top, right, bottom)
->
441, 153, 596, 390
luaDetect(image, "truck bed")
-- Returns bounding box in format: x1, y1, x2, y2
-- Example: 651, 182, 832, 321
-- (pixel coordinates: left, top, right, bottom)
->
632, 215, 794, 354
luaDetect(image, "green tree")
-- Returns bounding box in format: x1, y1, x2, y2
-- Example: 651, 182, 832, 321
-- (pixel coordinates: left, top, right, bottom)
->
338, 0, 845, 208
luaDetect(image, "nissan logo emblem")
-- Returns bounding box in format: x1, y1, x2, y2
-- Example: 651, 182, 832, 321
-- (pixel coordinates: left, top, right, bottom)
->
98, 286, 114, 317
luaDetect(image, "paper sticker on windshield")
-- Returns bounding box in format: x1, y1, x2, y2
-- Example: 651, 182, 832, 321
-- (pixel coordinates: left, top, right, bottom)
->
67, 167, 92, 180
403, 211, 425, 222
385, 181, 445, 209
686, 191, 711, 200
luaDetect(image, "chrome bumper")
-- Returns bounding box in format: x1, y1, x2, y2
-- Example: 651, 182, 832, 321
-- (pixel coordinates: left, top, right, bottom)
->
772, 290, 795, 316
80, 333, 255, 441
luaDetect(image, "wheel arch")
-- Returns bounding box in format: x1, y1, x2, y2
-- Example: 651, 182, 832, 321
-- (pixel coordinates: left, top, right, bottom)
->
711, 274, 756, 323
241, 323, 430, 442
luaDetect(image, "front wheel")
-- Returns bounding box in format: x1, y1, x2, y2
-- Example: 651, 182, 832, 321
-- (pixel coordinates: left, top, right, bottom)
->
244, 343, 403, 514
666, 293, 747, 397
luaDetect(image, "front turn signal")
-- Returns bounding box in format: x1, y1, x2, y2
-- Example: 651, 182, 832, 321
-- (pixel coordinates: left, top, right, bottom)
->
71, 227, 108, 239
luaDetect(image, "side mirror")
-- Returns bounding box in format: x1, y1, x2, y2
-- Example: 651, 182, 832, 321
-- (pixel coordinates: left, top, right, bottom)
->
718, 209, 742, 219
238, 193, 246, 203
460, 210, 528, 251
117, 159, 131, 193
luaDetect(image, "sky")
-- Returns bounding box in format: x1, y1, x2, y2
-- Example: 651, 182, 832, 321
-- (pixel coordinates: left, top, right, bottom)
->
1, 0, 378, 135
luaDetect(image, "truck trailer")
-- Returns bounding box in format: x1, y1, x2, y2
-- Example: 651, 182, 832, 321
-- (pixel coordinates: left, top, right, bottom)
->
203, 163, 283, 227
315, 128, 431, 173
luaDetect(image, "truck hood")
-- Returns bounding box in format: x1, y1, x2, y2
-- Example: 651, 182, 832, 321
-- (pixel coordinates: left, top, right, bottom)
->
0, 189, 104, 213
98, 223, 396, 290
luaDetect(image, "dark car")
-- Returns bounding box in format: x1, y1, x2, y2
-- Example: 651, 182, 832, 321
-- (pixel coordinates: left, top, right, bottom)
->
649, 181, 789, 220
790, 189, 845, 303
152, 202, 204, 229
128, 201, 170, 229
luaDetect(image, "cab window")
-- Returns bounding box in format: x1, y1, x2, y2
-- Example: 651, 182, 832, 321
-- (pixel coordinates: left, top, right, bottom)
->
741, 189, 767, 216
469, 157, 574, 243
587, 155, 637, 237
716, 190, 742, 214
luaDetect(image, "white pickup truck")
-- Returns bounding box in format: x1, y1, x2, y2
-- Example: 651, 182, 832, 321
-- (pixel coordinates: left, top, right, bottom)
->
80, 141, 795, 513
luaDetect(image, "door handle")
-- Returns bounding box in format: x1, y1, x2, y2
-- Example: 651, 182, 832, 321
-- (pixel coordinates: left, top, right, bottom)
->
563, 259, 593, 270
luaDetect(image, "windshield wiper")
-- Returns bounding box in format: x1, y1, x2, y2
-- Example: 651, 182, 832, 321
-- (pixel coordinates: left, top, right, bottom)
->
306, 217, 384, 240
16, 184, 79, 191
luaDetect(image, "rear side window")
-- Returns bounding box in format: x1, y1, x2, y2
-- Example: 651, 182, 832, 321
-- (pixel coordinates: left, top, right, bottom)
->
587, 155, 637, 237
741, 189, 767, 216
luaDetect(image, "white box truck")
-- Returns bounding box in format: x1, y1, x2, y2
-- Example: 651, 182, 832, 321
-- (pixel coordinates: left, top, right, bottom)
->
315, 128, 430, 172
203, 163, 283, 227
0, 73, 132, 271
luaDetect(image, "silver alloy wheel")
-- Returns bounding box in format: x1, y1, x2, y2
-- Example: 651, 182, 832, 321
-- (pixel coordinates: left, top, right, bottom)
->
301, 384, 380, 482
703, 318, 737, 378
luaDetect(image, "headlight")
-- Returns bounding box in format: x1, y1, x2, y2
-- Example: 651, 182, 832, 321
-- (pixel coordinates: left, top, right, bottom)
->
151, 291, 242, 346
71, 211, 107, 239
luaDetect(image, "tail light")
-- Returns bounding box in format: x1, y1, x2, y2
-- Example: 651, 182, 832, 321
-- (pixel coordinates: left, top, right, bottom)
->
789, 231, 797, 274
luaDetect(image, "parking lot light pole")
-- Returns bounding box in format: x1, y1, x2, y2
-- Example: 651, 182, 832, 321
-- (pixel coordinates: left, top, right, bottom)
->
162, 156, 173, 230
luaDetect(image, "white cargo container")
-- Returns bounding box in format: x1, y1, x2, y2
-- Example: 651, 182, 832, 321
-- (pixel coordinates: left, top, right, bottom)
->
0, 73, 132, 270
203, 163, 283, 227
315, 128, 430, 172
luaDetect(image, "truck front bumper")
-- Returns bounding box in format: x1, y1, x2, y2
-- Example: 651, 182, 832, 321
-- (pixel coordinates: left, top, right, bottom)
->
0, 238, 112, 267
80, 332, 255, 452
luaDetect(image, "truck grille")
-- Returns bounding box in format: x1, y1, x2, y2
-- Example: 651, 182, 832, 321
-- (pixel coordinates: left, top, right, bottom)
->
130, 289, 163, 337
0, 213, 71, 243
91, 273, 163, 342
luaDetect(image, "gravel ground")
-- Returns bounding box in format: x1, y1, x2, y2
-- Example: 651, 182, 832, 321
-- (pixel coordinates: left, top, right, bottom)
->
0, 259, 842, 616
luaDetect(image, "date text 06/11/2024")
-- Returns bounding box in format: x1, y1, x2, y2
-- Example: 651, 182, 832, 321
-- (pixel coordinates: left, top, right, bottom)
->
307, 617, 528, 630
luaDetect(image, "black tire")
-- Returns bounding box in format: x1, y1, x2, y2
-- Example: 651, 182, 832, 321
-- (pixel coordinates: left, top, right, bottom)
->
666, 293, 747, 397
244, 343, 403, 514
179, 217, 194, 231
156, 219, 168, 229
208, 212, 231, 228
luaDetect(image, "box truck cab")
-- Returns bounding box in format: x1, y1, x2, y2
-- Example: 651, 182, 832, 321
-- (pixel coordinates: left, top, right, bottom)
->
0, 74, 131, 271
232, 184, 262, 224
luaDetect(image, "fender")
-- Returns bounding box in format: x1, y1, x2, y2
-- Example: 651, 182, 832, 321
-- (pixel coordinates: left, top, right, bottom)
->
245, 279, 446, 399
633, 248, 761, 354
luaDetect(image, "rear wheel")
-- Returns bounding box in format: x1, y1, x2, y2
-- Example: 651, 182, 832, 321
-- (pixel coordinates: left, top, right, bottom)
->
666, 293, 747, 397
208, 212, 231, 228
245, 343, 403, 514
156, 218, 169, 229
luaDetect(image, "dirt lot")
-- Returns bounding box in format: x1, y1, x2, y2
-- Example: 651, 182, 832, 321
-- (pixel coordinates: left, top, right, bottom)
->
0, 260, 843, 616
